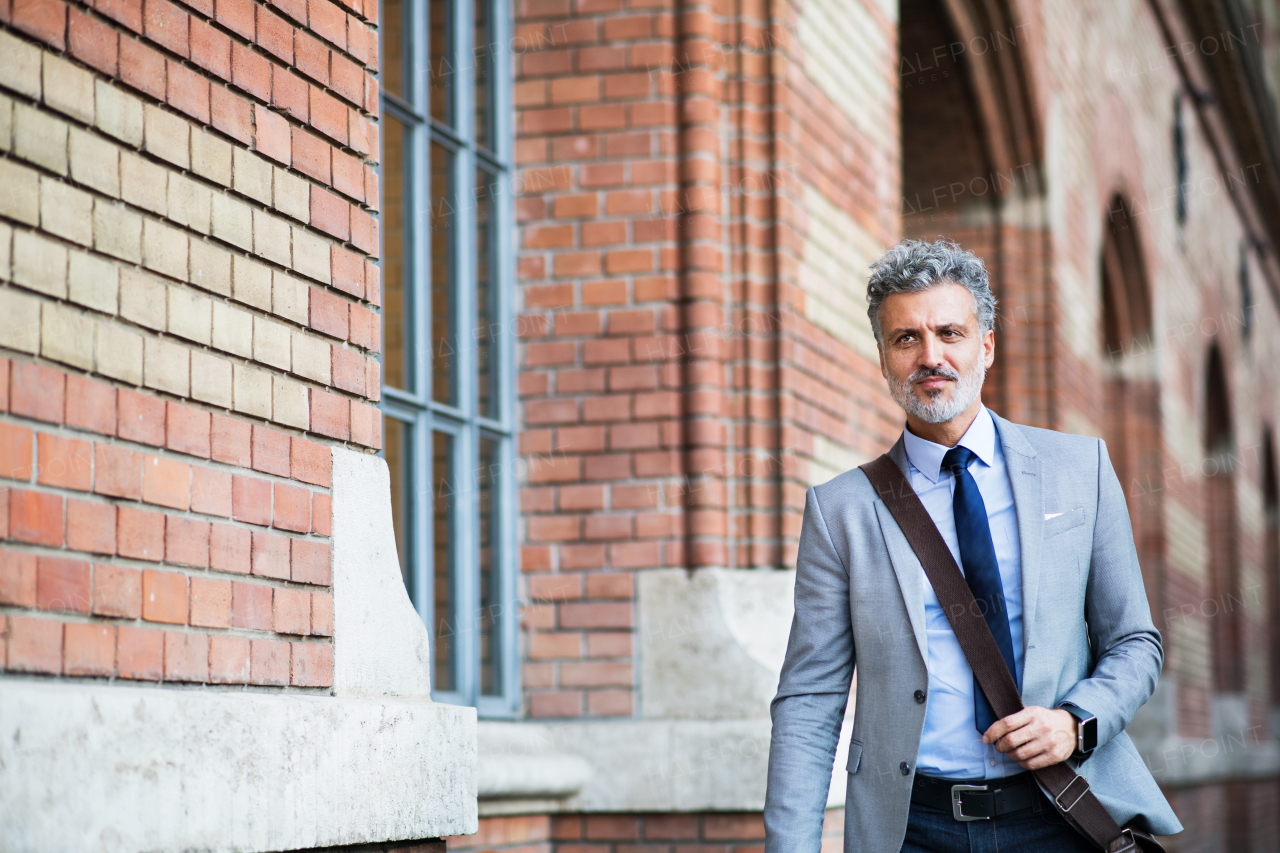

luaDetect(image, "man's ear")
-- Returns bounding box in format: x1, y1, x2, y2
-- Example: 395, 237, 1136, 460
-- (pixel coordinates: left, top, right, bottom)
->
877, 343, 887, 377
982, 329, 996, 369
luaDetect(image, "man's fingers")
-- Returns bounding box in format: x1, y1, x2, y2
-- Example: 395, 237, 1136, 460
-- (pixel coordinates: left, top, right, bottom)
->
994, 725, 1036, 753
983, 709, 1032, 744
1009, 737, 1050, 762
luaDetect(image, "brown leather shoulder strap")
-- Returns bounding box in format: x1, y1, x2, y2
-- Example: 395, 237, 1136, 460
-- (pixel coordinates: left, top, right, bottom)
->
860, 454, 1139, 853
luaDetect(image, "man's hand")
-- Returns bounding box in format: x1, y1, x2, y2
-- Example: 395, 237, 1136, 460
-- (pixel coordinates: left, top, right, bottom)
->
982, 707, 1077, 770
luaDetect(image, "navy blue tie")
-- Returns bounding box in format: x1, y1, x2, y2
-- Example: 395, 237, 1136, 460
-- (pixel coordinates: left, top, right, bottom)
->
942, 446, 1018, 735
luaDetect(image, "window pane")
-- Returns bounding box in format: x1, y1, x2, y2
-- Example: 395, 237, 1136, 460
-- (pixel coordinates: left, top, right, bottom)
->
382, 0, 406, 100
429, 0, 452, 124
385, 415, 413, 595
432, 430, 456, 692
478, 434, 501, 695
475, 168, 497, 418
473, 0, 492, 149
381, 116, 411, 391
430, 143, 455, 405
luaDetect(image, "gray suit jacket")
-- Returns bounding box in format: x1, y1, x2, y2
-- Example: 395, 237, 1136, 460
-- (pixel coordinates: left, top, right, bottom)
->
764, 412, 1181, 852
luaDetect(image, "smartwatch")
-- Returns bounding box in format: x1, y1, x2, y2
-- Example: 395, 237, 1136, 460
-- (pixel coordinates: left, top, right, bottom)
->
1064, 706, 1098, 757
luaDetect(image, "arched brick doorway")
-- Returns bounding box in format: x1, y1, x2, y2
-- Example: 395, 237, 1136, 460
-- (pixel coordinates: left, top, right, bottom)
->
1099, 195, 1165, 628
899, 0, 1052, 427
1204, 343, 1241, 695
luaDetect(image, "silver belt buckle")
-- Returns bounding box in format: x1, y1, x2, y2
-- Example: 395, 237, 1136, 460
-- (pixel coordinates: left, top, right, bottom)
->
951, 783, 990, 821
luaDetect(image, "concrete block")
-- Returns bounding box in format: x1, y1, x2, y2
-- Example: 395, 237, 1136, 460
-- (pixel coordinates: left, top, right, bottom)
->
332, 447, 435, 698
119, 269, 167, 331
41, 302, 95, 371
13, 103, 67, 175
13, 230, 68, 298
96, 321, 144, 384
143, 104, 190, 169
95, 81, 144, 147
189, 240, 232, 297
0, 680, 478, 850
43, 54, 94, 124
253, 209, 291, 268
93, 200, 142, 263
40, 178, 94, 247
0, 286, 42, 354
191, 350, 233, 408
144, 336, 190, 396
68, 250, 119, 315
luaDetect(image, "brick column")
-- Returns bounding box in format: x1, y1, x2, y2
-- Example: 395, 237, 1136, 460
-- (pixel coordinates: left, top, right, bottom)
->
0, 0, 381, 691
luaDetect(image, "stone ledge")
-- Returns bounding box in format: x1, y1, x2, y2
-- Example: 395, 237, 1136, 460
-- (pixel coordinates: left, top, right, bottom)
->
476, 718, 852, 813
0, 679, 477, 853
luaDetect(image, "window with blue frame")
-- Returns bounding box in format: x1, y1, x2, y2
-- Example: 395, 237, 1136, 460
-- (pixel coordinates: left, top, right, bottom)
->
379, 0, 517, 715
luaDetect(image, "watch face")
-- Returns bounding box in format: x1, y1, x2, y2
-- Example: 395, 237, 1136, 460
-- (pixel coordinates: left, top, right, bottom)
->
1079, 716, 1098, 753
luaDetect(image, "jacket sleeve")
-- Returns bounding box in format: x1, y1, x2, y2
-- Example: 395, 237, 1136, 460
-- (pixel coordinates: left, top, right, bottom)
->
764, 486, 855, 853
1056, 438, 1164, 750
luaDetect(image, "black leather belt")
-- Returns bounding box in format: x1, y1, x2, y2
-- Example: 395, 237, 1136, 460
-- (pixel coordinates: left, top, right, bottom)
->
911, 771, 1038, 821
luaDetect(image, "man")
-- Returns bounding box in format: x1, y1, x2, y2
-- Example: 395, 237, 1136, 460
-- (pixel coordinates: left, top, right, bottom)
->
763, 240, 1181, 852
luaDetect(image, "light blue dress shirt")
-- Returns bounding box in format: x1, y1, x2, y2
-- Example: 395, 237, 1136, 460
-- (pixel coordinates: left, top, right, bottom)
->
902, 405, 1025, 779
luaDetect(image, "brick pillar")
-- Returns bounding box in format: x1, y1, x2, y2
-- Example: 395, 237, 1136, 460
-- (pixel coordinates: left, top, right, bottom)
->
674, 0, 726, 570
0, 0, 380, 691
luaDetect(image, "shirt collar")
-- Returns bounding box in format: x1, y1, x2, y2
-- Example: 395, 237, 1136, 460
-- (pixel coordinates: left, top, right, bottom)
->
902, 405, 997, 484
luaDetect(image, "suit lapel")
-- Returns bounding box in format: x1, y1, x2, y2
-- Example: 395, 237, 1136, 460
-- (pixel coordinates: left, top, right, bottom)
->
991, 412, 1042, 677
870, 420, 1042, 673
876, 438, 927, 663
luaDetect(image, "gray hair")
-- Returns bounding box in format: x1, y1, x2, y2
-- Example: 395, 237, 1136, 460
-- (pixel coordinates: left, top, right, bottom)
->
865, 239, 996, 345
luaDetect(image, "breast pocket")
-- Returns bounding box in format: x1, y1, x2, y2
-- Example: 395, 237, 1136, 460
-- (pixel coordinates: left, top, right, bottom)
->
1044, 507, 1085, 537
846, 740, 863, 774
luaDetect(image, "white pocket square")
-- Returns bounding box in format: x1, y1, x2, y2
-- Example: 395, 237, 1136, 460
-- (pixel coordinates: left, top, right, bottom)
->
1045, 512, 1063, 520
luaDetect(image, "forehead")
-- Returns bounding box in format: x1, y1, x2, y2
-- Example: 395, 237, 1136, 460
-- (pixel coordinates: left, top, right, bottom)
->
880, 282, 978, 328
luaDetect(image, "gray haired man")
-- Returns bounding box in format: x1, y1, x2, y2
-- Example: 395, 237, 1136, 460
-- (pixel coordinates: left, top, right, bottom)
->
763, 240, 1180, 852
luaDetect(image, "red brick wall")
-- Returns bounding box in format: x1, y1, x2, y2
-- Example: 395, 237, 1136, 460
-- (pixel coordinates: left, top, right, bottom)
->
514, 0, 684, 720
447, 814, 553, 852
511, 0, 907, 720
0, 0, 382, 688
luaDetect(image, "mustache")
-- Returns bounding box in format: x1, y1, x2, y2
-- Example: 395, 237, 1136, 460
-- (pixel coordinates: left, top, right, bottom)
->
909, 365, 960, 382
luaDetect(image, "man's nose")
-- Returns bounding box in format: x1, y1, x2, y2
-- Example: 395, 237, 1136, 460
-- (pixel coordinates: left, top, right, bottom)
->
918, 334, 946, 367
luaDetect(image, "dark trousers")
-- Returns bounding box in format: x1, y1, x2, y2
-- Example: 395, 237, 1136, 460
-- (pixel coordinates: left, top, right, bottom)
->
899, 786, 1097, 853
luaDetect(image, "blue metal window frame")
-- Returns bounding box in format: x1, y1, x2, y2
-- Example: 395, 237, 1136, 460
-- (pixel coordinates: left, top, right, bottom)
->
379, 0, 519, 717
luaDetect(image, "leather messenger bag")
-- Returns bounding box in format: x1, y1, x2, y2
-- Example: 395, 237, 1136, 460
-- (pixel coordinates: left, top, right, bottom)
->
859, 454, 1165, 853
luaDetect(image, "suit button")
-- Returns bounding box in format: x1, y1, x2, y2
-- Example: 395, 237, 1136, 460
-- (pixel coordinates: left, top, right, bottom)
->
900, 761, 911, 776
914, 689, 926, 704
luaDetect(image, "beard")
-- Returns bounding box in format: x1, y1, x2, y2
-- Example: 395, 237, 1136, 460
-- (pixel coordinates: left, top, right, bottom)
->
887, 358, 986, 424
